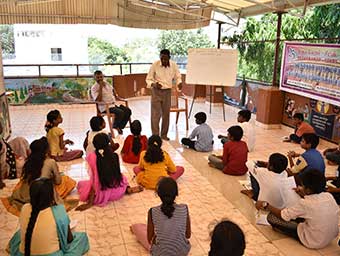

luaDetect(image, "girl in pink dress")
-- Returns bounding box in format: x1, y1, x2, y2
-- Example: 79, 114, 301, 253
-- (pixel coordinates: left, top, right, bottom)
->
76, 133, 142, 211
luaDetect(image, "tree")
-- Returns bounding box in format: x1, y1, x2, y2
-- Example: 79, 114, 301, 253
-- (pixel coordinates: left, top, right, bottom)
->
157, 29, 214, 57
19, 87, 25, 100
14, 90, 19, 103
0, 25, 15, 56
24, 86, 28, 95
223, 4, 340, 83
88, 37, 131, 64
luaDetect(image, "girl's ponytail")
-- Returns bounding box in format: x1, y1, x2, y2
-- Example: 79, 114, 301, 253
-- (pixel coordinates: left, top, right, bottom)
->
144, 135, 164, 164
156, 177, 178, 219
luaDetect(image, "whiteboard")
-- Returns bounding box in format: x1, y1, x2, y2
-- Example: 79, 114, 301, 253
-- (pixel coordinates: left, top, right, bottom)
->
186, 48, 238, 86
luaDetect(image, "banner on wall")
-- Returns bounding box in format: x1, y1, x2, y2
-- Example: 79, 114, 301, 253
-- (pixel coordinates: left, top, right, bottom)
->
280, 42, 340, 107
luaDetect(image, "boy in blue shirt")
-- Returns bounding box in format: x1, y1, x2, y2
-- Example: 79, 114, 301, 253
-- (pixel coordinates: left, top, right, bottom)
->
181, 112, 214, 152
287, 133, 325, 177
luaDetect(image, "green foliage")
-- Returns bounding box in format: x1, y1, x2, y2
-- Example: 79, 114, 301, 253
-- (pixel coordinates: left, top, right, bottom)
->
223, 4, 340, 83
158, 29, 214, 57
19, 87, 25, 100
0, 25, 15, 55
306, 4, 340, 38
24, 87, 28, 95
14, 90, 19, 103
88, 37, 131, 70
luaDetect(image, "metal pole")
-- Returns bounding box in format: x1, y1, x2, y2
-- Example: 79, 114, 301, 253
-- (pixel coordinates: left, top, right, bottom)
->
217, 22, 225, 120
272, 12, 283, 87
217, 22, 222, 49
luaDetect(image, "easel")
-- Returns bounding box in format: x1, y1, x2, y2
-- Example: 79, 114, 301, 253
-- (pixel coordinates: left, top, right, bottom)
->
188, 85, 226, 121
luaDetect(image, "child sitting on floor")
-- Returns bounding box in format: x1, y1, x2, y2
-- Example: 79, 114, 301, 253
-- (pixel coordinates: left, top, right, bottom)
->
287, 133, 325, 177
256, 169, 339, 249
45, 109, 83, 162
181, 112, 214, 152
130, 177, 191, 255
209, 220, 245, 256
76, 133, 143, 211
284, 113, 315, 143
133, 135, 184, 189
83, 116, 119, 155
218, 109, 256, 152
0, 121, 30, 187
1, 137, 76, 216
121, 120, 148, 164
208, 126, 248, 176
241, 153, 300, 208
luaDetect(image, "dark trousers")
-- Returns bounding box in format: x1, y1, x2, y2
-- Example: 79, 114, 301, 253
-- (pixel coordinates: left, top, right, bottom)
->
289, 134, 302, 143
267, 213, 303, 241
106, 105, 131, 129
181, 138, 196, 150
250, 173, 260, 201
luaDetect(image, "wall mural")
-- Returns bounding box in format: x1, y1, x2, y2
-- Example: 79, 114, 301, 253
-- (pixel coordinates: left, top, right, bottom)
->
4, 77, 108, 104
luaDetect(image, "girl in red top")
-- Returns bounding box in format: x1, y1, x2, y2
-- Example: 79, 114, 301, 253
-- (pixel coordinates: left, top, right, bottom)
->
121, 120, 147, 164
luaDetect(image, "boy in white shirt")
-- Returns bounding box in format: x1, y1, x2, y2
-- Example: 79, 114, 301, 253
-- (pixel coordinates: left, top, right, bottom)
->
256, 169, 339, 249
241, 153, 300, 208
218, 110, 256, 152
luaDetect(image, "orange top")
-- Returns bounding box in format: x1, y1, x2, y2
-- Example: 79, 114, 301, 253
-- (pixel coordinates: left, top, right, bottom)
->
296, 122, 315, 137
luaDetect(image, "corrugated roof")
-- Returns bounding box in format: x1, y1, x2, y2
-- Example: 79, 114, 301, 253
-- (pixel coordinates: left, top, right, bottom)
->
0, 0, 338, 29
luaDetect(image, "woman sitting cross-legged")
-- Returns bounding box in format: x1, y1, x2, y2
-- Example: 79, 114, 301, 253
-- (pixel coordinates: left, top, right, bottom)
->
1, 137, 76, 217
256, 169, 339, 249
76, 133, 143, 211
9, 178, 89, 255
133, 135, 184, 190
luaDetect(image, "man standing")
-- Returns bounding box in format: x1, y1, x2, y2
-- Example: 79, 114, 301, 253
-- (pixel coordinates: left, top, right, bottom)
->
146, 49, 182, 140
91, 70, 131, 134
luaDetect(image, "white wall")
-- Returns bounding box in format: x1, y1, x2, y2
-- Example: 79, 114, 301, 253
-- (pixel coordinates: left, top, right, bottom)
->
11, 24, 89, 64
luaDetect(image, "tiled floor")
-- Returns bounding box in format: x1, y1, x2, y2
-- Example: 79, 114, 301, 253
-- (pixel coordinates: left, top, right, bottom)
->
0, 97, 339, 255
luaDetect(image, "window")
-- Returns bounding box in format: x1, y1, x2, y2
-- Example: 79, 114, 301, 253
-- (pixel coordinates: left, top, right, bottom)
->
51, 48, 62, 61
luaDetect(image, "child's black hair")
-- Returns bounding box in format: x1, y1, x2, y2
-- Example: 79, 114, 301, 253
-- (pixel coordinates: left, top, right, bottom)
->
90, 116, 105, 132
131, 120, 142, 156
301, 133, 319, 149
144, 135, 164, 164
194, 112, 207, 124
22, 137, 50, 184
268, 153, 288, 174
45, 109, 60, 132
209, 220, 245, 256
238, 110, 251, 122
227, 126, 243, 141
93, 133, 123, 189
300, 169, 326, 194
156, 177, 178, 218
293, 113, 304, 121
25, 178, 55, 256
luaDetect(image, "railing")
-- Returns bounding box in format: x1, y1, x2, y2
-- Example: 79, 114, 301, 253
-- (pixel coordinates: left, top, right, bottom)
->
3, 63, 188, 79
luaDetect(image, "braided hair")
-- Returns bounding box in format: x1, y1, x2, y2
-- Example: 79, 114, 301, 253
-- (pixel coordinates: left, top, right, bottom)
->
22, 137, 49, 184
130, 120, 142, 156
93, 133, 122, 189
157, 177, 178, 218
25, 178, 55, 256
